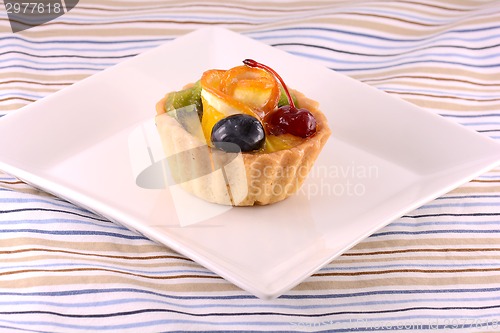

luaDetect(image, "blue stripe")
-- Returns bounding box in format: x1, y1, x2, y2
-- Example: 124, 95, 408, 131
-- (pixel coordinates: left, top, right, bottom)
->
0, 218, 124, 230
255, 32, 500, 52
389, 220, 500, 228
3, 293, 500, 311
3, 286, 500, 300
0, 197, 87, 211
3, 32, 498, 57
0, 40, 490, 67
0, 318, 290, 330
419, 202, 500, 209
462, 122, 500, 126
250, 26, 500, 43
0, 43, 150, 53
0, 325, 50, 333
288, 51, 500, 69
0, 92, 44, 100
437, 194, 500, 199
0, 36, 170, 44
0, 58, 119, 67
442, 113, 500, 118
376, 87, 500, 99
0, 65, 103, 71
0, 229, 145, 239
9, 51, 500, 69
1, 310, 500, 331
372, 229, 500, 237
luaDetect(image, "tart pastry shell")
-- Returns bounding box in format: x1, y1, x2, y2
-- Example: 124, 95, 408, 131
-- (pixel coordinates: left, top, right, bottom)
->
155, 90, 331, 206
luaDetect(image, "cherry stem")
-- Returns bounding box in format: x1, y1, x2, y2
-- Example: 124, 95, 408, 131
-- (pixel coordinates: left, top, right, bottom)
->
243, 59, 296, 109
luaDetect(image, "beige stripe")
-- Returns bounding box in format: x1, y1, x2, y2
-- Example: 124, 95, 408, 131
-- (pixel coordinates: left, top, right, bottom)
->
369, 79, 500, 94
0, 246, 192, 263
75, 4, 315, 18
0, 274, 240, 292
400, 0, 486, 10
19, 26, 196, 38
1, 96, 49, 104
336, 254, 500, 265
0, 96, 37, 104
294, 274, 500, 291
363, 76, 500, 88
401, 97, 500, 111
78, 0, 485, 9
344, 248, 500, 258
0, 253, 201, 269
0, 25, 11, 34
387, 90, 500, 102
0, 180, 55, 197
78, 0, 342, 10
315, 267, 500, 277
471, 179, 500, 183
0, 72, 89, 83
352, 67, 500, 83
374, 2, 475, 17
1, 237, 186, 257
0, 185, 55, 197
426, 0, 495, 8
450, 186, 500, 194
353, 237, 500, 250
0, 267, 220, 280
0, 103, 27, 112
0, 86, 62, 94
1, 273, 499, 294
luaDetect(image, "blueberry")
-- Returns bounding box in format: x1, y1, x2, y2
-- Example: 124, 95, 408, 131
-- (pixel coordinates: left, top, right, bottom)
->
211, 114, 265, 153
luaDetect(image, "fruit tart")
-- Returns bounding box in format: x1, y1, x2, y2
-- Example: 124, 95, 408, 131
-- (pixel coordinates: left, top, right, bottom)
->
155, 59, 331, 206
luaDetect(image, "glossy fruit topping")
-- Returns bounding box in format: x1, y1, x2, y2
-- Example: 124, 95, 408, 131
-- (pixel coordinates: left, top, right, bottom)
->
164, 81, 203, 119
211, 114, 265, 153
243, 59, 317, 138
200, 65, 281, 146
264, 105, 317, 137
220, 66, 280, 117
263, 133, 303, 153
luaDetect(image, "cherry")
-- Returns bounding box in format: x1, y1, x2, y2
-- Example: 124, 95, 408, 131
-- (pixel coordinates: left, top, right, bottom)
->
243, 59, 317, 138
265, 105, 317, 137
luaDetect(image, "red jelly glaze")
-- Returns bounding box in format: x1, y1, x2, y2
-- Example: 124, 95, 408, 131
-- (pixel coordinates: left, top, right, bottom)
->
243, 59, 317, 138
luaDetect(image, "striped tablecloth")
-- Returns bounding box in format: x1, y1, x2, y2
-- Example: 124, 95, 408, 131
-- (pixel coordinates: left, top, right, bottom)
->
1, 1, 500, 332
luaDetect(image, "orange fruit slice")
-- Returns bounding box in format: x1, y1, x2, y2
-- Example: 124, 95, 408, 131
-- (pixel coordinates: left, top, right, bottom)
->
200, 66, 280, 144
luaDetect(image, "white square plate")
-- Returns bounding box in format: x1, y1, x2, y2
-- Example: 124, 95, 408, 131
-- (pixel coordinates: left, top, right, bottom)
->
1, 27, 500, 299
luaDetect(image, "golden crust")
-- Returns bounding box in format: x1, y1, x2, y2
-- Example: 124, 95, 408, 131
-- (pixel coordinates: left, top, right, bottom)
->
155, 89, 331, 206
